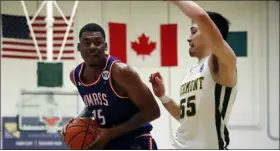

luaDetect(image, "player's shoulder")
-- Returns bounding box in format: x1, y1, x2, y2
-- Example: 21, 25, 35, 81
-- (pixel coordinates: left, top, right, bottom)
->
112, 62, 133, 74
113, 61, 128, 69
111, 62, 139, 80
71, 63, 83, 74
107, 55, 140, 81
70, 63, 83, 86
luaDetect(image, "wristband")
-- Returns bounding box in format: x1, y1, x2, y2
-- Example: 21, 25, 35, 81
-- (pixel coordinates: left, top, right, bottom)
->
159, 95, 171, 104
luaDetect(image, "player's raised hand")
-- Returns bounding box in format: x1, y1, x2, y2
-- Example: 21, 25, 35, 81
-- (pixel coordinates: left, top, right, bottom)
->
149, 72, 165, 97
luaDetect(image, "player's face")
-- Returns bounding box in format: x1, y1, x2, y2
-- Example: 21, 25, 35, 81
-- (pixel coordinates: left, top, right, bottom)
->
187, 23, 206, 58
78, 32, 107, 67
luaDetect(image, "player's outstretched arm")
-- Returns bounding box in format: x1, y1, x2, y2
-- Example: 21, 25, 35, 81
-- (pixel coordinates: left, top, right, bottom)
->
149, 72, 181, 121
170, 0, 236, 69
108, 62, 161, 138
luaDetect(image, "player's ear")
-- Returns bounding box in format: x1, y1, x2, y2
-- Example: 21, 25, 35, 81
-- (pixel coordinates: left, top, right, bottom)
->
77, 43, 80, 51
104, 42, 108, 51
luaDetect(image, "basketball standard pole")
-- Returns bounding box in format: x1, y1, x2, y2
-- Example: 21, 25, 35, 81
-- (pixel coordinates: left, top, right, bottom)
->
21, 1, 44, 61
167, 2, 174, 142
46, 1, 54, 62
56, 1, 79, 61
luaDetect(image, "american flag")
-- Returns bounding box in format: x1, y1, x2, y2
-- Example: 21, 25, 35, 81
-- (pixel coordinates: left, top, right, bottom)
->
1, 14, 75, 60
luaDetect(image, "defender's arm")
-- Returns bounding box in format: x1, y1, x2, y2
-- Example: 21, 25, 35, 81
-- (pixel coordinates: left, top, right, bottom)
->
161, 97, 181, 121
149, 72, 180, 121
171, 1, 236, 69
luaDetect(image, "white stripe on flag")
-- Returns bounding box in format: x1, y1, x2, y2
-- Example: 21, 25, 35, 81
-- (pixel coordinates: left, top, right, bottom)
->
2, 38, 74, 45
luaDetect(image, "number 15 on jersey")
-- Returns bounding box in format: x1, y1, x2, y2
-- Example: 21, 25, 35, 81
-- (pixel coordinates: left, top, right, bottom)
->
92, 109, 106, 125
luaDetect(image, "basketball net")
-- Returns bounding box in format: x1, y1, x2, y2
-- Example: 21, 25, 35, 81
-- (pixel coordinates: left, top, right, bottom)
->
43, 117, 61, 133
39, 94, 62, 133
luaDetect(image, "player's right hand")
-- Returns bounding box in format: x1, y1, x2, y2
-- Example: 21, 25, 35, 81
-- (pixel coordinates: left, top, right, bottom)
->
149, 72, 165, 97
60, 118, 75, 139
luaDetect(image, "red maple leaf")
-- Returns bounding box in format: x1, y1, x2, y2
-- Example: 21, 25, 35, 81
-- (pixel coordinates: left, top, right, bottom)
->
131, 33, 156, 60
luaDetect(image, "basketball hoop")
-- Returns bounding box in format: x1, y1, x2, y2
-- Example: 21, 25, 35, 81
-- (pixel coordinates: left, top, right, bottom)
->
17, 90, 79, 132
43, 117, 61, 133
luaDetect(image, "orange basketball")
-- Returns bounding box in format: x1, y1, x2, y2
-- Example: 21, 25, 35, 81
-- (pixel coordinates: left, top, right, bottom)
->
63, 118, 100, 150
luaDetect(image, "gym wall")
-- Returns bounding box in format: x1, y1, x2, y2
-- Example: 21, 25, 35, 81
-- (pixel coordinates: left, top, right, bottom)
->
1, 1, 279, 149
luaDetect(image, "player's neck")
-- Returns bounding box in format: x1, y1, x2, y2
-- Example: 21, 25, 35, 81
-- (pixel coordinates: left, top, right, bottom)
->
197, 49, 210, 61
197, 55, 208, 61
86, 66, 103, 73
84, 56, 107, 72
85, 62, 106, 73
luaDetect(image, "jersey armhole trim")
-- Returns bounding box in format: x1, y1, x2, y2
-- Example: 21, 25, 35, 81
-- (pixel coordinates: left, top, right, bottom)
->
72, 69, 77, 87
109, 60, 129, 99
79, 56, 111, 87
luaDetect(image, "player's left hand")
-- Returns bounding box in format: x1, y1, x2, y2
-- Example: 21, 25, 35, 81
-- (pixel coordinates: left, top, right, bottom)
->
86, 128, 118, 150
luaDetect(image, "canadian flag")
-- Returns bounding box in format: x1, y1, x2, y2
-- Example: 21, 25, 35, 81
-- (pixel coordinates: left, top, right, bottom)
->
108, 22, 178, 67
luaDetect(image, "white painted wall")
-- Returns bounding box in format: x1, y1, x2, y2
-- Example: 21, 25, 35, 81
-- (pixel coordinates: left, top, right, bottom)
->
1, 1, 279, 149
267, 0, 279, 143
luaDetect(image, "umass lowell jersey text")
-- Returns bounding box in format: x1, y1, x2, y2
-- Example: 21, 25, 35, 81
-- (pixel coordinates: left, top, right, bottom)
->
73, 55, 152, 138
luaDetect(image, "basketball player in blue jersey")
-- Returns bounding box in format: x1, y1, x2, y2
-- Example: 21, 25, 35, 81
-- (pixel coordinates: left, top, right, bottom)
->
61, 23, 160, 149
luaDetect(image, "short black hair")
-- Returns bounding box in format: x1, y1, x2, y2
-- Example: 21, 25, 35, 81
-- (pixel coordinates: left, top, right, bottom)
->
79, 23, 106, 40
207, 11, 230, 40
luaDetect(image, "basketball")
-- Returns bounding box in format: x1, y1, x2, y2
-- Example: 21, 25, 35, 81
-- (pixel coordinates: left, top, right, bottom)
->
63, 118, 100, 149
